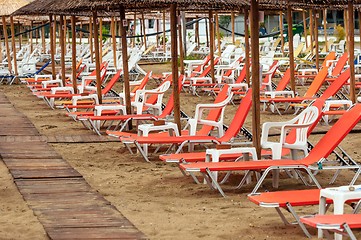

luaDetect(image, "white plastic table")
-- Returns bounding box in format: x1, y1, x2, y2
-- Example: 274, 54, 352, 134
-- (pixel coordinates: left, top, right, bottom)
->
137, 122, 180, 156
318, 185, 361, 239
205, 147, 258, 186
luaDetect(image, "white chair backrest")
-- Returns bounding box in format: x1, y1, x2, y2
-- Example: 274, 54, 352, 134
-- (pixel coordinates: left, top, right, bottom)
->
285, 106, 319, 146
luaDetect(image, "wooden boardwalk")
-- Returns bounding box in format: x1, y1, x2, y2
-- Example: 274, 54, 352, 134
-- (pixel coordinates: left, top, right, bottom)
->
0, 93, 146, 239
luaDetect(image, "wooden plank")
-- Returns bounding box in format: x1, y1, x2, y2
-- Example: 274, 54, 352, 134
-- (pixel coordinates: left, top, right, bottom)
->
46, 227, 147, 240
16, 178, 93, 194
10, 168, 82, 179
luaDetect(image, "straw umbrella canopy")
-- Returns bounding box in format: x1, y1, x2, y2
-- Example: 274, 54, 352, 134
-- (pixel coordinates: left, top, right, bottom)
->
0, 0, 34, 77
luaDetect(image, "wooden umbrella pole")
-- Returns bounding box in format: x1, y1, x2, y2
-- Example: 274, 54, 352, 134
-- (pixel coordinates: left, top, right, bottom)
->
231, 11, 235, 45
30, 20, 33, 53
314, 10, 320, 71
244, 8, 250, 86
250, 0, 261, 159
18, 22, 22, 50
89, 17, 94, 62
2, 16, 11, 74
287, 0, 295, 93
178, 10, 185, 75
302, 11, 308, 48
71, 16, 77, 94
10, 16, 18, 78
208, 10, 215, 84
170, 3, 181, 135
323, 9, 328, 52
344, 10, 348, 52
359, 11, 361, 50
215, 12, 221, 56
42, 21, 46, 54
111, 16, 117, 70
49, 15, 56, 80
156, 18, 159, 47
133, 13, 137, 48
195, 15, 199, 47
79, 22, 83, 44
141, 12, 147, 49
205, 17, 209, 47
35, 22, 39, 44
348, 0, 356, 103
59, 16, 66, 86
119, 6, 131, 116
92, 10, 102, 104
162, 11, 166, 52
99, 18, 103, 62
309, 9, 314, 45
279, 11, 284, 56
53, 17, 57, 57
0, 27, 3, 63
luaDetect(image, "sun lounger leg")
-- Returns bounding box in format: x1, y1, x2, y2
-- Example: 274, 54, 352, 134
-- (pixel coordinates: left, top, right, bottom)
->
205, 168, 226, 197
285, 203, 312, 238
329, 169, 341, 185
235, 170, 252, 190
350, 168, 361, 185
342, 223, 357, 240
133, 141, 151, 162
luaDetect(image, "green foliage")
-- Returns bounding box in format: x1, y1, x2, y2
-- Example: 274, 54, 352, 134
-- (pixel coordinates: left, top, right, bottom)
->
219, 16, 231, 28
159, 35, 168, 45
101, 25, 109, 43
334, 24, 346, 42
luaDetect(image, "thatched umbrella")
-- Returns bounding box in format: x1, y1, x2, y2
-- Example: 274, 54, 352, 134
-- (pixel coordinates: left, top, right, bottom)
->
38, 0, 247, 139
0, 0, 34, 77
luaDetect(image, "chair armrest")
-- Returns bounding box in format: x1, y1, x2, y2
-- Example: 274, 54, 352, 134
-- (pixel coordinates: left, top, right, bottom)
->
42, 79, 62, 88
264, 90, 295, 98
205, 147, 258, 163
94, 104, 126, 116
51, 86, 74, 94
35, 74, 53, 81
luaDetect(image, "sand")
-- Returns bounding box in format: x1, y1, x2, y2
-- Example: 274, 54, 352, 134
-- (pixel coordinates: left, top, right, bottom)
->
0, 64, 360, 239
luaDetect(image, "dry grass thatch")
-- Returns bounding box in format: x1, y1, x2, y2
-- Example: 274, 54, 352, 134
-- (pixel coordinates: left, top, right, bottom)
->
0, 0, 34, 16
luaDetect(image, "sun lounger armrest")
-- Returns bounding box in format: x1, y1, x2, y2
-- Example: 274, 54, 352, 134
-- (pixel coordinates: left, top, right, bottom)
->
94, 104, 126, 116
72, 94, 99, 106
264, 90, 295, 98
35, 74, 53, 82
205, 147, 258, 163
324, 99, 353, 110
189, 77, 212, 85
42, 79, 63, 88
51, 86, 74, 94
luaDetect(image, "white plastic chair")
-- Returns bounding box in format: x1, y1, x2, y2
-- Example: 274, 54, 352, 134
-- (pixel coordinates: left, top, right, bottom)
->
261, 105, 319, 159
187, 90, 233, 137
131, 80, 171, 115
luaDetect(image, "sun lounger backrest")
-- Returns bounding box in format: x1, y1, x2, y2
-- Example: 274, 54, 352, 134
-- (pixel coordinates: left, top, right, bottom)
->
101, 69, 123, 95
321, 51, 336, 68
321, 68, 350, 99
197, 84, 231, 135
302, 104, 361, 165
331, 52, 348, 77
218, 89, 252, 142
199, 58, 220, 77
303, 67, 328, 98
275, 67, 292, 91
131, 71, 152, 94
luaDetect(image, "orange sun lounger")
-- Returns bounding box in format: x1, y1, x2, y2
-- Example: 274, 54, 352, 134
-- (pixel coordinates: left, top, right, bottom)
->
179, 104, 361, 197
301, 213, 361, 239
